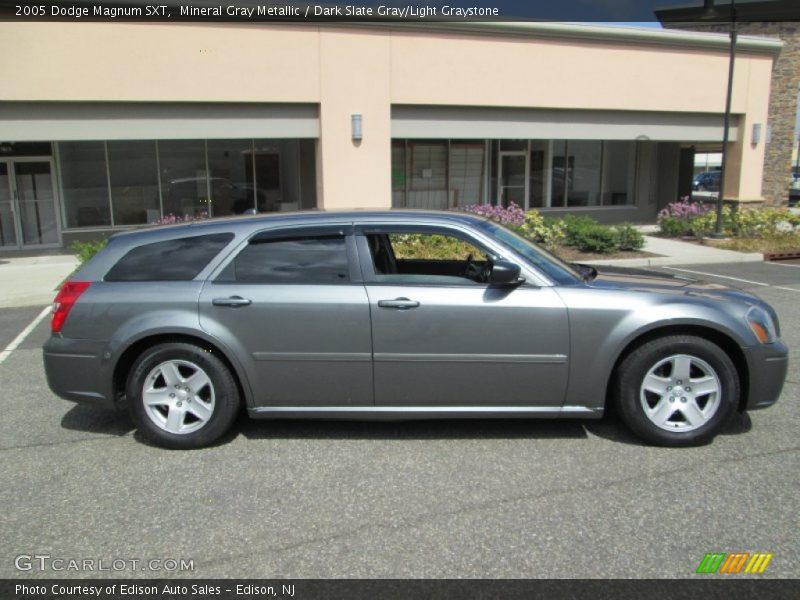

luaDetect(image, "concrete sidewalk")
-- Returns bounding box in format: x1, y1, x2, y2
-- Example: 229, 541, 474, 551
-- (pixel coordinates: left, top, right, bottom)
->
585, 234, 763, 268
0, 254, 78, 309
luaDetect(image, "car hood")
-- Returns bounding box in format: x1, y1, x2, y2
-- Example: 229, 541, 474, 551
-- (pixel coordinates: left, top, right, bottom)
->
580, 265, 761, 305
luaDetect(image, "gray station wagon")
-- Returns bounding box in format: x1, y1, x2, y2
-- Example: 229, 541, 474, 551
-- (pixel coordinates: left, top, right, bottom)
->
43, 210, 788, 449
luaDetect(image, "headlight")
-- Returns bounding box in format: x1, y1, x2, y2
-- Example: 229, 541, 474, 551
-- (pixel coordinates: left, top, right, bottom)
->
746, 306, 778, 344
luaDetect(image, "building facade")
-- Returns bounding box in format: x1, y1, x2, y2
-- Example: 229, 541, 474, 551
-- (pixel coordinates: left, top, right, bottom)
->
0, 21, 781, 250
662, 20, 800, 206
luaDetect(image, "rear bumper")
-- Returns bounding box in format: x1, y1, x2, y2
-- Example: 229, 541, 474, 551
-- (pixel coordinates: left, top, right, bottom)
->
743, 340, 789, 411
43, 336, 116, 410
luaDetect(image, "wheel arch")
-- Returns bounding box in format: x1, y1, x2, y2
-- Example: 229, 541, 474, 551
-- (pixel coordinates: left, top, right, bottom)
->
112, 332, 252, 410
605, 324, 750, 413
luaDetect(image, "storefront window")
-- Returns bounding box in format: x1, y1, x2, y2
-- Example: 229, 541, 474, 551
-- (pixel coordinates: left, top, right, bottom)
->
108, 141, 160, 225
58, 142, 111, 228
391, 141, 406, 207
449, 141, 485, 208
159, 140, 209, 219
407, 141, 448, 209
602, 141, 635, 205
207, 139, 255, 217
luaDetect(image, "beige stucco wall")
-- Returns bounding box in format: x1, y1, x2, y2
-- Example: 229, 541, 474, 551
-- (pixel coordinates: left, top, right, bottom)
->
0, 22, 778, 207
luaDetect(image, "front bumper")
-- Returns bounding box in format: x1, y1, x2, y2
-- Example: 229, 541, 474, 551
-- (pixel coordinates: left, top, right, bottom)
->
43, 336, 116, 410
743, 340, 789, 411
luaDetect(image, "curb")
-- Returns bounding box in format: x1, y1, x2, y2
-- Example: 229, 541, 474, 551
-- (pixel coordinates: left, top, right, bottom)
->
584, 252, 763, 268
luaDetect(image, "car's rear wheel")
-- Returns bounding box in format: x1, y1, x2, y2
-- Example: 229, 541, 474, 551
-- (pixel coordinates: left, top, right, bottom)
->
614, 335, 739, 446
127, 342, 240, 449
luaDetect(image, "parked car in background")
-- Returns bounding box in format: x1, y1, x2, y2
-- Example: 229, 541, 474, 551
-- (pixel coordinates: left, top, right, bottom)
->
43, 211, 787, 449
692, 171, 721, 192
789, 172, 800, 207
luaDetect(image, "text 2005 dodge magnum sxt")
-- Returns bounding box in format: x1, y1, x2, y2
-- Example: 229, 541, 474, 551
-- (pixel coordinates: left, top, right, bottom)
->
44, 211, 787, 449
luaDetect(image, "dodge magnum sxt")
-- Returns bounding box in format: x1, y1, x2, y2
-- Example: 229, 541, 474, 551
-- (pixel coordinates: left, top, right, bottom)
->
44, 211, 788, 449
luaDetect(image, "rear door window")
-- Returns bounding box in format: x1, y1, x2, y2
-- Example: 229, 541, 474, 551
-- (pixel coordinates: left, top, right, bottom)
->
105, 233, 234, 281
217, 234, 351, 284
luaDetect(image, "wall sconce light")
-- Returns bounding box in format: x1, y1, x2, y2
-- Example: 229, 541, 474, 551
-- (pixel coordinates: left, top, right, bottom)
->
351, 114, 363, 141
751, 123, 761, 145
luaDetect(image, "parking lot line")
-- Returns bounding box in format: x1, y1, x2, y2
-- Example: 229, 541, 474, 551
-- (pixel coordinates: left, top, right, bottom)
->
765, 261, 800, 269
663, 267, 770, 287
0, 305, 51, 366
663, 267, 800, 294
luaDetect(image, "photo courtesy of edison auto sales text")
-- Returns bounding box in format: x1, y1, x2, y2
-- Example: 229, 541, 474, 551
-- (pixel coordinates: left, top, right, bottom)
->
15, 583, 295, 597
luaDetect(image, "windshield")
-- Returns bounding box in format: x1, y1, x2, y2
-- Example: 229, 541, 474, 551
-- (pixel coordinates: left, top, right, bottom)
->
476, 220, 582, 285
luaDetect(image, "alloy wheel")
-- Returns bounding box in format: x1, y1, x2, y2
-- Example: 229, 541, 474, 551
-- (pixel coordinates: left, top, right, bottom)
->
142, 359, 216, 435
639, 354, 721, 432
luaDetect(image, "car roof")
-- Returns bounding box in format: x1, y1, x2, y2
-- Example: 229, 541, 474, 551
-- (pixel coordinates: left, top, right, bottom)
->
109, 209, 490, 244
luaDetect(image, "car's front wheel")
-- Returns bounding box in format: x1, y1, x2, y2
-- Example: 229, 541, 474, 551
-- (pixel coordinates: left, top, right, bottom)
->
614, 335, 739, 446
127, 342, 240, 449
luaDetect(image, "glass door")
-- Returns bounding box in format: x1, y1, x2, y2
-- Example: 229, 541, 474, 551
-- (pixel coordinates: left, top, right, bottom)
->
498, 152, 528, 208
0, 163, 18, 248
0, 159, 61, 249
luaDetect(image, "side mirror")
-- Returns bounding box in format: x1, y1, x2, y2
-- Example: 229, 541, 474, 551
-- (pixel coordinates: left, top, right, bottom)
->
489, 260, 524, 285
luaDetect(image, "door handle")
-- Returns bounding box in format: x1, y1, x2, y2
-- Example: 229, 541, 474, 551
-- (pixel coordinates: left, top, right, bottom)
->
212, 296, 252, 307
377, 298, 420, 310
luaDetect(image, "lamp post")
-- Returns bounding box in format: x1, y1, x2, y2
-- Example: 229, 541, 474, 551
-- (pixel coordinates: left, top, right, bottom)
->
704, 0, 737, 238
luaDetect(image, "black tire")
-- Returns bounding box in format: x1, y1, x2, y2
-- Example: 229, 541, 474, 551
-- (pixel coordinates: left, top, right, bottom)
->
614, 335, 739, 447
127, 342, 240, 449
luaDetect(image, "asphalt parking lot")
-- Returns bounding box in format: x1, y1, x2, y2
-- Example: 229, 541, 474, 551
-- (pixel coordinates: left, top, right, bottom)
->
1, 261, 798, 579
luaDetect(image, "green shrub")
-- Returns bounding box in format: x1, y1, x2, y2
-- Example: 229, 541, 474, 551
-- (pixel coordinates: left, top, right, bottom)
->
389, 233, 484, 260
518, 211, 566, 251
733, 208, 800, 238
614, 223, 645, 251
70, 239, 108, 267
690, 205, 735, 239
561, 215, 599, 246
568, 223, 619, 253
658, 215, 694, 238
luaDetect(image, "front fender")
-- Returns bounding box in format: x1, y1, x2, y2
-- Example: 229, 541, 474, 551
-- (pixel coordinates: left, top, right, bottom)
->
555, 287, 754, 411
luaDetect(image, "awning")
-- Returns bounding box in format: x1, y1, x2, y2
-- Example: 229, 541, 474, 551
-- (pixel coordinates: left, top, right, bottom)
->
391, 105, 736, 143
0, 102, 319, 141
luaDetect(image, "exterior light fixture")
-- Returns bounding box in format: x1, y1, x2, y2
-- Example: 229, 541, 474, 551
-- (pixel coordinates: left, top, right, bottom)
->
351, 114, 363, 141
752, 123, 761, 145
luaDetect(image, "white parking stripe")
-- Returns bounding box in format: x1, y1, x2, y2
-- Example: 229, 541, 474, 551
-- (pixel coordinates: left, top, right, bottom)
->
0, 305, 51, 366
663, 267, 769, 286
765, 261, 800, 269
663, 267, 800, 293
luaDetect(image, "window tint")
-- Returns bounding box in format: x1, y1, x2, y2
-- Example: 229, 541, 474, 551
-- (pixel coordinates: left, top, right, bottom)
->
222, 235, 349, 284
105, 233, 234, 282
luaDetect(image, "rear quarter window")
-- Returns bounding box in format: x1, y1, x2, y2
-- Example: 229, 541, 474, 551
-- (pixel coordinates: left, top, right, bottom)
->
217, 235, 350, 284
105, 233, 234, 282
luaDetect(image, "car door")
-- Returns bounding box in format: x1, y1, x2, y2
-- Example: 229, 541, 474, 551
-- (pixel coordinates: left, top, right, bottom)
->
355, 224, 570, 409
198, 224, 373, 407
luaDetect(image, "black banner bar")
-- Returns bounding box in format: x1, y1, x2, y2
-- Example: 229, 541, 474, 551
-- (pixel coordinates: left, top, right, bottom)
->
3, 579, 800, 600
2, 1, 800, 24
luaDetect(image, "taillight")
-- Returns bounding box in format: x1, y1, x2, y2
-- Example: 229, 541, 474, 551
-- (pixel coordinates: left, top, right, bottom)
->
51, 281, 91, 334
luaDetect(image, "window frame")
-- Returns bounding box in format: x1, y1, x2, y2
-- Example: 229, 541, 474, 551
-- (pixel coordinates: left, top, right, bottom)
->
210, 223, 362, 286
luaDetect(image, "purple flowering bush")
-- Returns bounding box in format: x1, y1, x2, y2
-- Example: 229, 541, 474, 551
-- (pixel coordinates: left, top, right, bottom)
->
150, 212, 209, 226
657, 197, 711, 237
462, 202, 525, 227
